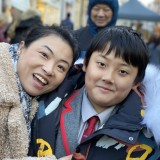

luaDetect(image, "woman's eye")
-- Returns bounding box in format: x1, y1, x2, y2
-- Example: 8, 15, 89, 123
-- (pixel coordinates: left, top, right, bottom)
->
40, 52, 48, 58
97, 62, 106, 68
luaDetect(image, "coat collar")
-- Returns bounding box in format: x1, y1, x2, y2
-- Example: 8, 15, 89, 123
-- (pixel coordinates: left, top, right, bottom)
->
81, 90, 143, 145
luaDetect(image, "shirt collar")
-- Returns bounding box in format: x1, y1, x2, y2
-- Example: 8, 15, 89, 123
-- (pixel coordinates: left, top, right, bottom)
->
81, 87, 115, 126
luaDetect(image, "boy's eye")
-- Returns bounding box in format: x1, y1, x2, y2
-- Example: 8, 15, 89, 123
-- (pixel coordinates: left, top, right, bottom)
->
119, 70, 128, 76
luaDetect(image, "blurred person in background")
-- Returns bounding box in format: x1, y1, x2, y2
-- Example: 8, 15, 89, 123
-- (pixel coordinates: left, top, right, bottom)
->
74, 0, 119, 64
60, 12, 74, 31
147, 23, 160, 67
10, 8, 42, 44
6, 0, 30, 43
0, 13, 8, 42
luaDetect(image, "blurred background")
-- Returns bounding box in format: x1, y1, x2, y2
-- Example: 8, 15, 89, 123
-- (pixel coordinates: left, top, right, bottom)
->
0, 0, 160, 43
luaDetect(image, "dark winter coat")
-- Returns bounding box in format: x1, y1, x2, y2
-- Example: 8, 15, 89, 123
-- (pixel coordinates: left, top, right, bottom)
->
55, 88, 160, 160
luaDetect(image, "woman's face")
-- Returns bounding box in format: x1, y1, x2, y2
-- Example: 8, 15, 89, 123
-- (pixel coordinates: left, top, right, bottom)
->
17, 35, 73, 96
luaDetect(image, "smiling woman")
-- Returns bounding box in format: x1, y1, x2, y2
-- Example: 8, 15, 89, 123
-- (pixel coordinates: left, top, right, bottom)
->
0, 24, 79, 159
17, 34, 74, 96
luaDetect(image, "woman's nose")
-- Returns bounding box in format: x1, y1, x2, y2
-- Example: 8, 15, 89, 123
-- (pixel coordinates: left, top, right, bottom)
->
42, 62, 54, 76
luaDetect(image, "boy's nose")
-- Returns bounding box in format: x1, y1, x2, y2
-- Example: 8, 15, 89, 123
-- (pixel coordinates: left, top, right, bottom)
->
102, 71, 114, 83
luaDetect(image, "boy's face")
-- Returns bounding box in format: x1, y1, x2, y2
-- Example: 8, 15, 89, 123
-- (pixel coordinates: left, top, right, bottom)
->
83, 48, 138, 113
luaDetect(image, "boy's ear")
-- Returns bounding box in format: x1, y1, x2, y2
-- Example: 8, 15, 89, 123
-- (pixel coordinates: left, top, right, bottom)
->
132, 76, 140, 90
132, 82, 140, 90
132, 84, 137, 90
82, 58, 87, 72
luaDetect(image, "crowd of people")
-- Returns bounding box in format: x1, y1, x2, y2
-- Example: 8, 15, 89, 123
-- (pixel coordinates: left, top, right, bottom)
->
0, 0, 160, 160
0, 0, 42, 44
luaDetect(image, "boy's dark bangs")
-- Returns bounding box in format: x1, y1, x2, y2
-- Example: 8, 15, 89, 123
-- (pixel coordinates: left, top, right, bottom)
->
95, 39, 138, 67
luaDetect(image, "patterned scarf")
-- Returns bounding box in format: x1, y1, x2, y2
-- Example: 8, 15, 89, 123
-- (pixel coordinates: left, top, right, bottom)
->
9, 43, 32, 140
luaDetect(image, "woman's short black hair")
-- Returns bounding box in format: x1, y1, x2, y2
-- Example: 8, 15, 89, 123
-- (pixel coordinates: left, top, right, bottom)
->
24, 24, 79, 65
85, 26, 149, 83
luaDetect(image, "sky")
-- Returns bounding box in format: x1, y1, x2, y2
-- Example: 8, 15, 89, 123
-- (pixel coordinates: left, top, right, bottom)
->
138, 0, 154, 6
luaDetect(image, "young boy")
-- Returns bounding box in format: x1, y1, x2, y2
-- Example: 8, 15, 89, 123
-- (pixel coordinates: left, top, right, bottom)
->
55, 26, 160, 159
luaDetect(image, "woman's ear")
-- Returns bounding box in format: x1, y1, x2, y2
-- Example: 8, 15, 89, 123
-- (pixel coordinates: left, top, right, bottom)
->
82, 58, 87, 72
18, 41, 25, 56
19, 41, 25, 50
